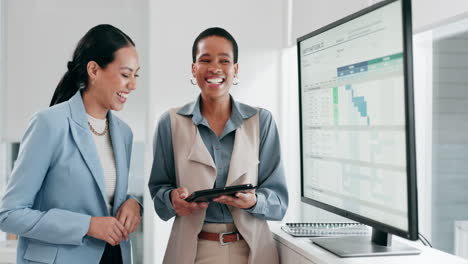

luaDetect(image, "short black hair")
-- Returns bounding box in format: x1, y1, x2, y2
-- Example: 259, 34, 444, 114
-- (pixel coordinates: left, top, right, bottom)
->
192, 27, 238, 63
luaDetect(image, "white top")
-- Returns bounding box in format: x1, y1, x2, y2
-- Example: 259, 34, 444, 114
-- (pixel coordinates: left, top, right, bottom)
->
87, 114, 117, 214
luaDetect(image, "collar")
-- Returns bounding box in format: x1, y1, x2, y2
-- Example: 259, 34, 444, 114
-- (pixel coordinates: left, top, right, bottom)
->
177, 94, 258, 128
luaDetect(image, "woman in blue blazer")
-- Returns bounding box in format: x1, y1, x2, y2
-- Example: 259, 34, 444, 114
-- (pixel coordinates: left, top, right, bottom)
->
0, 24, 141, 264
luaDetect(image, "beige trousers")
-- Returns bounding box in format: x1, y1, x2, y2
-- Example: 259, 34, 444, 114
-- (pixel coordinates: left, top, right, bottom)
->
195, 223, 250, 264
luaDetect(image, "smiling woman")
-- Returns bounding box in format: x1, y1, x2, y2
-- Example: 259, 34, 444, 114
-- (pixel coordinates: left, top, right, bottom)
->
191, 31, 239, 106
81, 46, 139, 117
148, 27, 288, 264
0, 24, 142, 264
50, 26, 140, 115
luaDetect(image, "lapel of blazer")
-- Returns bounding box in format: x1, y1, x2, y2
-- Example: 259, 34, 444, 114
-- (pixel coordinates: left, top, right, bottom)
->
187, 123, 217, 171
67, 91, 108, 209
226, 120, 259, 186
108, 113, 128, 216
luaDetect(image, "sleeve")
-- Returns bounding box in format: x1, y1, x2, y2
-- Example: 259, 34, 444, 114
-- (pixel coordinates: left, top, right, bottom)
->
126, 194, 144, 216
244, 109, 289, 221
0, 113, 92, 245
147, 112, 177, 221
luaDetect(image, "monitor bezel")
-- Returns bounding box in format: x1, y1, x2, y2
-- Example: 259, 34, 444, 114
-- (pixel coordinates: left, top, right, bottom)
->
297, 0, 418, 241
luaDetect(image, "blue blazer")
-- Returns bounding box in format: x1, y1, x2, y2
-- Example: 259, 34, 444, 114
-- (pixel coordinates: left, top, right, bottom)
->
0, 91, 135, 264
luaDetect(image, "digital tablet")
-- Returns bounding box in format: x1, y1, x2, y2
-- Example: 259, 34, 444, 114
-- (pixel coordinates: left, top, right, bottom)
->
185, 184, 256, 203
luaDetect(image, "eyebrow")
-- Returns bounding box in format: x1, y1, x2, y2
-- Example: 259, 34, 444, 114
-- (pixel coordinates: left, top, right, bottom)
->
120, 66, 141, 72
199, 53, 232, 58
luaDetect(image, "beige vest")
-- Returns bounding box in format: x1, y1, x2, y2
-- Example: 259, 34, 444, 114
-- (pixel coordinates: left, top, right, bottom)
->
163, 107, 279, 264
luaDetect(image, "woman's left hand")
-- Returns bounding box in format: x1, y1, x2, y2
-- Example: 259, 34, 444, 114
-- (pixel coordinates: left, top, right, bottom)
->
213, 190, 257, 209
116, 199, 141, 234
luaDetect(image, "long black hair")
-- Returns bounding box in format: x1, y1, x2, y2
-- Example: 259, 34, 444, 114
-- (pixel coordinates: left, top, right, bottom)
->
49, 24, 135, 106
192, 27, 238, 63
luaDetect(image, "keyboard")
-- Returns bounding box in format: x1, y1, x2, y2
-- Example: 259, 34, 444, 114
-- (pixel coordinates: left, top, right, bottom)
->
281, 222, 371, 237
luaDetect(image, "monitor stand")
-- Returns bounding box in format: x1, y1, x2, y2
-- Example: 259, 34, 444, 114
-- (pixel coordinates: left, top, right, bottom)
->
311, 228, 421, 257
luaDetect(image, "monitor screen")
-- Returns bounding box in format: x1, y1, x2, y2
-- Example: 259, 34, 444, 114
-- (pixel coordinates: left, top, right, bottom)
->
298, 0, 418, 255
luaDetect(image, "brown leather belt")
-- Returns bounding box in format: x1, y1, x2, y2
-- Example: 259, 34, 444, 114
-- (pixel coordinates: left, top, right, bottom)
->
198, 231, 244, 245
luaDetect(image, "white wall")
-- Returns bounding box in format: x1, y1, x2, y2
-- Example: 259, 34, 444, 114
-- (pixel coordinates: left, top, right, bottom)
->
290, 0, 369, 45
2, 0, 149, 142
290, 0, 468, 43
0, 0, 4, 242
413, 0, 468, 32
147, 0, 286, 262
413, 31, 433, 241
0, 0, 5, 142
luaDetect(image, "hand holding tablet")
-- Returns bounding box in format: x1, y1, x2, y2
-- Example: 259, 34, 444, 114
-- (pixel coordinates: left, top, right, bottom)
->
185, 184, 257, 203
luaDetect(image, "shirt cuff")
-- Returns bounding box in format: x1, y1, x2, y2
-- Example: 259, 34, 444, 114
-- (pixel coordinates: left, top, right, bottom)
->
163, 188, 177, 216
244, 193, 265, 214
127, 194, 144, 216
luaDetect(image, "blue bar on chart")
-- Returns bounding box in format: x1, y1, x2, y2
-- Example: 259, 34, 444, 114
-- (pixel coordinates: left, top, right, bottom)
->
345, 84, 370, 126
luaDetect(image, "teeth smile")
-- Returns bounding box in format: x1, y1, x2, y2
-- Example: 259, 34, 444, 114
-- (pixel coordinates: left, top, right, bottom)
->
207, 78, 224, 84
117, 92, 128, 99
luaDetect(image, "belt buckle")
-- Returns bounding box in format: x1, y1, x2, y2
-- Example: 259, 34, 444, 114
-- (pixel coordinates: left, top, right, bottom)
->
219, 231, 238, 246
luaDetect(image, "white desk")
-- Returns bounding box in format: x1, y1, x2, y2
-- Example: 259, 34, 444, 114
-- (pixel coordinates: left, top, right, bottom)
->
270, 223, 468, 264
456, 221, 468, 258
2, 227, 467, 264
0, 240, 16, 264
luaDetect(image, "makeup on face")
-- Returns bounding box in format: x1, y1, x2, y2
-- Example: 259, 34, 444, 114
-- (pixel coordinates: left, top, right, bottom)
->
193, 36, 238, 100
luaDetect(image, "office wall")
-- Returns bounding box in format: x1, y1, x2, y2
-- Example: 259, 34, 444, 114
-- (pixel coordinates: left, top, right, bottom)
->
290, 0, 369, 45
413, 31, 434, 241
413, 0, 468, 31
290, 0, 468, 42
0, 0, 7, 243
0, 0, 4, 142
147, 0, 286, 262
1, 0, 149, 142
0, 6, 3, 231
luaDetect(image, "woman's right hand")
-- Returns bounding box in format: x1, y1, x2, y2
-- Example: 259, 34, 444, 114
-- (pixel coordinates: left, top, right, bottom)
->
87, 216, 128, 246
171, 187, 208, 216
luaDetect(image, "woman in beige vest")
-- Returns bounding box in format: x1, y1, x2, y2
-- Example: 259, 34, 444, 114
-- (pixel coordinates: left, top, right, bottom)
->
148, 27, 288, 264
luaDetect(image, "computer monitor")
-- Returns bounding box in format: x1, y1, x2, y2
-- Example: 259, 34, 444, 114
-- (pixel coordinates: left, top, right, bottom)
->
297, 0, 419, 257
